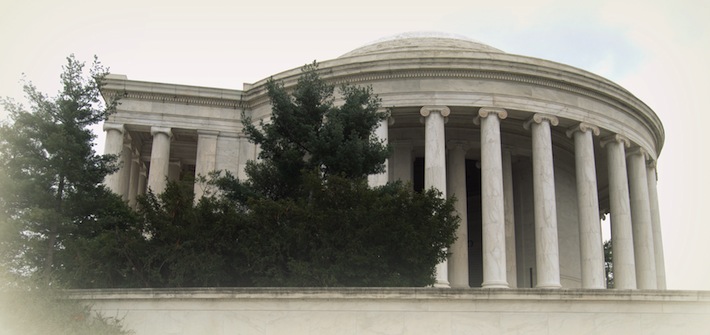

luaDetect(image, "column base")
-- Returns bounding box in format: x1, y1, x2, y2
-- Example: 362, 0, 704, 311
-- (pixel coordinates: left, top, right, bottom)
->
433, 281, 451, 288
482, 280, 510, 289
536, 283, 562, 289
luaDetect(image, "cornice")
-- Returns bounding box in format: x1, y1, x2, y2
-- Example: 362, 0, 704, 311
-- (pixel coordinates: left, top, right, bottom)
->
103, 89, 246, 109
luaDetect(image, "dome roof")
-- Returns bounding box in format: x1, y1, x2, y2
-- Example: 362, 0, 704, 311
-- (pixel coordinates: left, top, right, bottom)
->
339, 32, 504, 58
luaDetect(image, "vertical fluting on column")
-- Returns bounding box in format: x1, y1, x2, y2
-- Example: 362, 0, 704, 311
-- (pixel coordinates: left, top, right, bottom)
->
523, 114, 561, 289
646, 161, 666, 289
601, 134, 636, 289
147, 127, 172, 194
627, 147, 657, 289
420, 105, 450, 288
194, 130, 219, 200
119, 138, 133, 201
137, 164, 147, 197
447, 142, 469, 288
475, 107, 509, 288
368, 114, 392, 187
103, 123, 126, 196
392, 141, 413, 184
502, 149, 517, 288
567, 123, 605, 289
127, 151, 140, 208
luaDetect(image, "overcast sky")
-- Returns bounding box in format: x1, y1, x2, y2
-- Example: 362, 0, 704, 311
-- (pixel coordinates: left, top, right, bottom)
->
1, 0, 708, 290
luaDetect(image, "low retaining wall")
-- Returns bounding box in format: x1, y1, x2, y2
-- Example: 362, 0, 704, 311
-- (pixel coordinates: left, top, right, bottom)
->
68, 288, 710, 335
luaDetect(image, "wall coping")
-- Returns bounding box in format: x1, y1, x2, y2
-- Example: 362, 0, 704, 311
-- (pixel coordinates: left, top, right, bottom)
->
66, 287, 710, 303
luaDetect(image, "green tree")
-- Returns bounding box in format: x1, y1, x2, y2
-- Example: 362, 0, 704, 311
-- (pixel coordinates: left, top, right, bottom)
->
216, 63, 459, 286
0, 55, 125, 283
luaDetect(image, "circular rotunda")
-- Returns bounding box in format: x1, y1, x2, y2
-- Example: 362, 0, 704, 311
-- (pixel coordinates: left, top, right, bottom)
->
102, 32, 666, 291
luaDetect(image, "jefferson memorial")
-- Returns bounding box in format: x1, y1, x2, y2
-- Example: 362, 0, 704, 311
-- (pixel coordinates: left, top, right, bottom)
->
90, 33, 709, 334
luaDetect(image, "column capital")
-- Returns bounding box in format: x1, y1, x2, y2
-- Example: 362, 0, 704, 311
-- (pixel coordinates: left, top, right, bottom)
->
647, 159, 657, 169
473, 107, 508, 125
600, 134, 630, 148
626, 146, 649, 160
523, 113, 559, 130
420, 105, 451, 118
197, 129, 220, 137
566, 122, 600, 138
447, 140, 470, 152
151, 126, 172, 138
103, 122, 125, 133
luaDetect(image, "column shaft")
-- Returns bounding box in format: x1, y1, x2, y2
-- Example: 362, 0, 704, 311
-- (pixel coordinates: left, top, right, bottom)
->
477, 108, 508, 288
627, 149, 657, 289
103, 123, 125, 196
368, 116, 390, 187
603, 135, 636, 289
568, 124, 605, 289
194, 130, 219, 199
147, 127, 172, 194
525, 114, 561, 289
119, 141, 133, 201
647, 163, 666, 289
127, 154, 140, 208
447, 144, 469, 288
392, 142, 413, 184
421, 106, 450, 288
502, 149, 517, 288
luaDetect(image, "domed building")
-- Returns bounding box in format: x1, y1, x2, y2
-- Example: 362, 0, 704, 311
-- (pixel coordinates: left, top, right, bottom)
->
103, 32, 665, 291
91, 33, 710, 334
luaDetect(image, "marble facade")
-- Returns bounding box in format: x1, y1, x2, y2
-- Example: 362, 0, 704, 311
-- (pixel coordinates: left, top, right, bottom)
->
101, 32, 667, 290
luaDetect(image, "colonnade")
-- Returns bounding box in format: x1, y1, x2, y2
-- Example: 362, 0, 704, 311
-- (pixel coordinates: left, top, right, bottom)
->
103, 124, 223, 205
104, 104, 666, 290
375, 106, 666, 290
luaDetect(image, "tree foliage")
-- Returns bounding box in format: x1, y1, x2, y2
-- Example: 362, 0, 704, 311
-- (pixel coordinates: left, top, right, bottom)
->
0, 55, 125, 282
604, 239, 613, 288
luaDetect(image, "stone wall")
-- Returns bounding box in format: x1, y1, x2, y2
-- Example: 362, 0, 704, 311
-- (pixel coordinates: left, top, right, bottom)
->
69, 288, 710, 335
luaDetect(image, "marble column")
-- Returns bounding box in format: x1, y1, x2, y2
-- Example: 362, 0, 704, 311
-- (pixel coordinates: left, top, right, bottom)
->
368, 114, 392, 187
392, 141, 413, 184
601, 134, 636, 289
627, 147, 657, 289
119, 138, 133, 201
168, 161, 181, 182
137, 164, 147, 197
523, 114, 561, 289
194, 130, 219, 199
567, 123, 605, 289
147, 127, 172, 194
127, 150, 141, 208
420, 105, 450, 288
502, 149, 517, 288
647, 161, 666, 289
475, 107, 509, 288
103, 123, 126, 196
447, 142, 469, 288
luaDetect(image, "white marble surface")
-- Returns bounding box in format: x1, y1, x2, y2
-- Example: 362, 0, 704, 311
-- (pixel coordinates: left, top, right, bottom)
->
103, 123, 125, 195
627, 149, 657, 289
478, 108, 508, 288
73, 288, 710, 335
570, 124, 605, 289
646, 164, 667, 289
526, 114, 561, 289
447, 143, 468, 288
147, 127, 172, 194
367, 117, 390, 187
502, 149, 517, 288
194, 130, 218, 199
421, 105, 450, 288
602, 135, 637, 289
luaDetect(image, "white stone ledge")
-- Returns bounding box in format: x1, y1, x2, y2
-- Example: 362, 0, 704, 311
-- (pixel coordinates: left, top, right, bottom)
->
66, 287, 710, 303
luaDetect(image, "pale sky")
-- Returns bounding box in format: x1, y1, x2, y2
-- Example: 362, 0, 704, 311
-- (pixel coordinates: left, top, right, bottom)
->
1, 0, 708, 290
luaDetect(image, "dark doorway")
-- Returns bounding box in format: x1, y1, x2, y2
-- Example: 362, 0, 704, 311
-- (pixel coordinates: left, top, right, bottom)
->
466, 159, 483, 287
